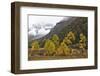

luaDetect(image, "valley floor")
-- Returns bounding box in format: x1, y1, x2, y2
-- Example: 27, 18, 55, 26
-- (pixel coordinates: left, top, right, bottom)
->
28, 48, 88, 61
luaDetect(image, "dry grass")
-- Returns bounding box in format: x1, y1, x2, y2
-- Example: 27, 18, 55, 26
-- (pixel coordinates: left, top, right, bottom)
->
28, 48, 88, 61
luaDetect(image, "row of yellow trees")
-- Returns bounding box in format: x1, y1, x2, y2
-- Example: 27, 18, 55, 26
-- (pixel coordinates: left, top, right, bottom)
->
31, 31, 86, 56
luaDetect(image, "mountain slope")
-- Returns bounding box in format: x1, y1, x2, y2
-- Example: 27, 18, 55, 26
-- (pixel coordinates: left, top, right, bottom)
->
38, 17, 87, 41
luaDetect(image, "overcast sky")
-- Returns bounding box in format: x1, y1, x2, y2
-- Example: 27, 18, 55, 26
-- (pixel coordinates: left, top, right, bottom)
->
28, 15, 69, 29
28, 15, 70, 40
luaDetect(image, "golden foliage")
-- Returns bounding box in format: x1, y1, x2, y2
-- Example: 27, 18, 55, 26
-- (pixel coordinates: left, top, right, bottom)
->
44, 39, 56, 55
51, 34, 60, 49
56, 42, 71, 55
31, 41, 40, 50
30, 31, 87, 57
79, 33, 86, 49
66, 31, 75, 41
63, 31, 75, 45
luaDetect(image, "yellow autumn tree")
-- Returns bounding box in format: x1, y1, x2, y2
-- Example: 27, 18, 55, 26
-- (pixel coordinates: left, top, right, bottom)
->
51, 34, 59, 49
63, 37, 72, 45
67, 31, 75, 41
56, 42, 70, 56
63, 31, 75, 45
44, 39, 56, 56
79, 33, 86, 49
31, 41, 40, 50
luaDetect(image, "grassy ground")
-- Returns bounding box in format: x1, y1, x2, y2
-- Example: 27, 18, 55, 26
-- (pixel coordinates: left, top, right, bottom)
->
28, 55, 87, 61
28, 48, 88, 61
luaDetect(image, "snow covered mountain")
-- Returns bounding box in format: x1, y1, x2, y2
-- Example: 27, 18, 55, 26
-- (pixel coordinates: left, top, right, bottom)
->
28, 23, 54, 41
